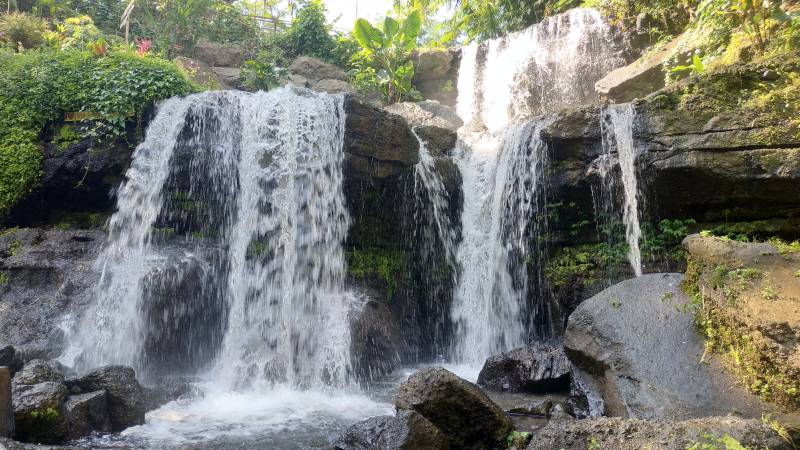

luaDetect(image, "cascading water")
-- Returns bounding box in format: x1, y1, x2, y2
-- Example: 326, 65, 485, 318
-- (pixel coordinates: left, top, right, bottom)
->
595, 103, 644, 277
450, 8, 624, 366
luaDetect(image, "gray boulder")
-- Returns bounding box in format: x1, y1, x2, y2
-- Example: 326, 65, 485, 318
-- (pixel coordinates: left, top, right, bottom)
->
396, 367, 513, 450
507, 399, 552, 417
330, 410, 449, 450
0, 367, 12, 438
477, 344, 571, 393
564, 273, 764, 419
12, 360, 64, 387
0, 346, 23, 377
290, 56, 349, 82
526, 416, 792, 450
12, 382, 68, 444
65, 390, 111, 440
68, 365, 144, 431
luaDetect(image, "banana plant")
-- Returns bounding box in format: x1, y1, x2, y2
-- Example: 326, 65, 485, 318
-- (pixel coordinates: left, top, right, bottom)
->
353, 10, 421, 103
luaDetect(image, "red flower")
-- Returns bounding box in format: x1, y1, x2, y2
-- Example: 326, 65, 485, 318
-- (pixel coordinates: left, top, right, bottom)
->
136, 38, 152, 56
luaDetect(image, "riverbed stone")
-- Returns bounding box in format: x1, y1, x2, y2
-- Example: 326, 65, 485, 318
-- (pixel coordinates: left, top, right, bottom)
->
396, 367, 513, 449
69, 365, 144, 430
12, 360, 64, 387
330, 410, 448, 450
65, 390, 111, 439
477, 343, 571, 393
564, 273, 764, 419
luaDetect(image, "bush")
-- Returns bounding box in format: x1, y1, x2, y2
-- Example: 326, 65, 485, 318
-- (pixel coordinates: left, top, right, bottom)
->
0, 48, 196, 215
0, 12, 49, 51
55, 15, 104, 51
283, 0, 336, 61
240, 49, 289, 91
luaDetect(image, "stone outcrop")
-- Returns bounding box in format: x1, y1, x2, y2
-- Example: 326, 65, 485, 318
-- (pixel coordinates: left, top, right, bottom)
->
12, 381, 69, 444
0, 229, 104, 358
683, 234, 800, 408
193, 40, 246, 68
65, 390, 111, 440
525, 416, 792, 450
289, 57, 354, 94
396, 367, 513, 450
477, 344, 571, 393
330, 410, 449, 450
595, 33, 685, 103
174, 57, 227, 89
211, 67, 242, 89
412, 49, 460, 107
564, 273, 764, 420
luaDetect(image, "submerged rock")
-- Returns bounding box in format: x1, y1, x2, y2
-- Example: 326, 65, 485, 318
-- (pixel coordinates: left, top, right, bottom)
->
525, 416, 791, 450
330, 410, 449, 450
68, 365, 144, 430
396, 367, 513, 450
349, 300, 401, 382
477, 344, 571, 393
564, 273, 764, 419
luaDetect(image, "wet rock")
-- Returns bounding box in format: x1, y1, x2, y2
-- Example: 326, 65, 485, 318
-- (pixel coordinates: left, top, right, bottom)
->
413, 49, 454, 81
0, 367, 12, 438
564, 273, 764, 419
330, 410, 449, 450
343, 95, 420, 181
396, 367, 513, 450
525, 416, 791, 450
547, 403, 572, 421
0, 229, 104, 358
12, 382, 68, 444
211, 67, 242, 89
350, 301, 401, 382
142, 379, 197, 412
69, 365, 144, 430
314, 79, 354, 94
477, 344, 571, 393
564, 367, 604, 419
415, 126, 457, 156
12, 360, 65, 387
65, 390, 111, 439
194, 40, 246, 67
411, 49, 460, 106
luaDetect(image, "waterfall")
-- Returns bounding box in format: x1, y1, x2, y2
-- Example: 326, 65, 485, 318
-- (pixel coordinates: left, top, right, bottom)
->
451, 8, 624, 365
64, 87, 355, 389
595, 104, 643, 277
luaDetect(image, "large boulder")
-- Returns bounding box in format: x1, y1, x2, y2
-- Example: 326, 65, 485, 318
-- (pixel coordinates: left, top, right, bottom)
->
0, 367, 12, 438
330, 410, 449, 450
65, 390, 111, 440
396, 367, 513, 450
349, 300, 401, 382
193, 40, 246, 67
526, 416, 792, 450
174, 57, 227, 89
384, 101, 463, 132
289, 57, 353, 95
564, 273, 764, 419
68, 365, 144, 431
12, 382, 68, 444
412, 49, 460, 106
477, 343, 571, 393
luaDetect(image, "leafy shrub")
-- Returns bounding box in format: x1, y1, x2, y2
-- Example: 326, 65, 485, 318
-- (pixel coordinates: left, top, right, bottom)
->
352, 10, 422, 103
0, 48, 195, 215
240, 50, 289, 91
55, 15, 104, 51
0, 12, 48, 50
283, 0, 336, 61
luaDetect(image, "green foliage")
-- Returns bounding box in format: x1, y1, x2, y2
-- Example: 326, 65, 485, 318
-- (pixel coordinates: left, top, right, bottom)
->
686, 433, 747, 450
0, 271, 7, 285
346, 248, 407, 299
768, 237, 800, 255
544, 242, 628, 288
395, 0, 579, 44
0, 48, 194, 216
352, 10, 421, 103
284, 0, 335, 61
0, 11, 48, 50
240, 49, 289, 91
55, 15, 103, 51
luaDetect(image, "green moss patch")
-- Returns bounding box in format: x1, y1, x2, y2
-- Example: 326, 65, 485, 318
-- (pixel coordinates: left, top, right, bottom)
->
346, 248, 407, 299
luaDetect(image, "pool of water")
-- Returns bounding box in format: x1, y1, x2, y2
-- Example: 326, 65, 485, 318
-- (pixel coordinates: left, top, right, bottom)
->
71, 364, 505, 450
